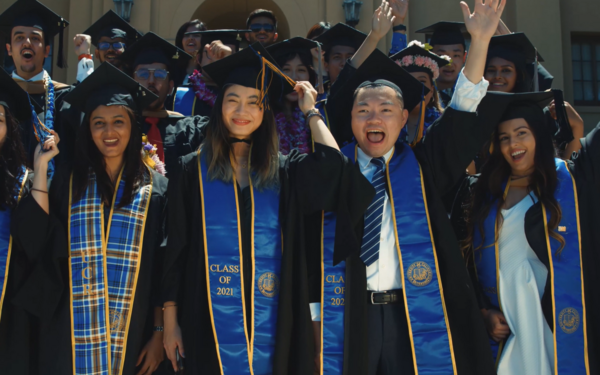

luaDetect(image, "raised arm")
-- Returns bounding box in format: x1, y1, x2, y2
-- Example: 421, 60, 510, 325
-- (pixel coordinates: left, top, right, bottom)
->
349, 1, 395, 69
388, 0, 408, 55
460, 0, 507, 84
296, 81, 338, 150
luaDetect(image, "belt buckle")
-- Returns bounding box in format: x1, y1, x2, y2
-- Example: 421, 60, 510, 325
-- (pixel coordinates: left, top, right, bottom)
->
371, 291, 388, 305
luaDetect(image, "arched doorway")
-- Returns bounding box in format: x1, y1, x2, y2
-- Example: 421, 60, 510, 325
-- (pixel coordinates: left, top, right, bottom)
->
192, 0, 290, 40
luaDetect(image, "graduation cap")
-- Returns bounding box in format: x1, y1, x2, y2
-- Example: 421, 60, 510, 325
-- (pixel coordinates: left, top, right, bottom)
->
63, 62, 158, 114
478, 90, 573, 153
325, 49, 429, 146
313, 23, 367, 55
83, 9, 142, 47
119, 32, 191, 70
202, 42, 296, 109
390, 41, 452, 80
187, 29, 249, 51
415, 21, 467, 48
0, 0, 69, 68
488, 32, 544, 67
267, 37, 326, 93
0, 67, 33, 123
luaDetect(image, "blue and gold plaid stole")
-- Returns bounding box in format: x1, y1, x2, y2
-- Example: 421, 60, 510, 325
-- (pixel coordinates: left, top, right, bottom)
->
0, 167, 28, 322
68, 167, 152, 375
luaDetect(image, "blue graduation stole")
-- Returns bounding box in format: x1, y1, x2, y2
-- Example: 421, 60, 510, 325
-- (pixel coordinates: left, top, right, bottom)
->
320, 142, 457, 374
173, 87, 196, 116
0, 167, 28, 322
68, 167, 153, 375
197, 151, 282, 374
474, 158, 590, 374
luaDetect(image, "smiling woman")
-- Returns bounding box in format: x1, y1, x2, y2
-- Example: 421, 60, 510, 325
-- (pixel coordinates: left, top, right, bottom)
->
12, 62, 172, 375
160, 42, 373, 375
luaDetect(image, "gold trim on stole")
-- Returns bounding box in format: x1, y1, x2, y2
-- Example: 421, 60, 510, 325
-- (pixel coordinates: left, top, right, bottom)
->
118, 166, 153, 375
319, 211, 325, 375
0, 169, 29, 322
197, 152, 253, 375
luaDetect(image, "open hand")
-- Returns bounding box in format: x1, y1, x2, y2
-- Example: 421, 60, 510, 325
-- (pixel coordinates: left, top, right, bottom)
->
136, 332, 165, 375
389, 0, 409, 26
460, 0, 506, 42
371, 1, 396, 39
294, 81, 318, 115
73, 34, 92, 56
33, 130, 60, 172
483, 309, 510, 342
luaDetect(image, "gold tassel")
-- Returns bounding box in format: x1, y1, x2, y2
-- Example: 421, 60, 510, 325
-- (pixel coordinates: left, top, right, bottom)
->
410, 100, 427, 148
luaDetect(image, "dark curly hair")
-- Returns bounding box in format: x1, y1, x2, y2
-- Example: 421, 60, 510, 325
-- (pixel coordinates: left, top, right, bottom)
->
0, 105, 27, 210
462, 103, 565, 259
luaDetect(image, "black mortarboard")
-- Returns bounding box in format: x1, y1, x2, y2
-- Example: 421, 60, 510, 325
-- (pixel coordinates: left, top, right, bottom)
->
63, 62, 157, 114
0, 67, 33, 123
188, 29, 249, 51
119, 32, 191, 70
203, 42, 296, 107
0, 0, 69, 67
477, 90, 572, 154
314, 23, 367, 53
488, 32, 544, 68
83, 10, 142, 47
326, 49, 429, 145
267, 37, 320, 58
390, 42, 452, 79
416, 21, 466, 47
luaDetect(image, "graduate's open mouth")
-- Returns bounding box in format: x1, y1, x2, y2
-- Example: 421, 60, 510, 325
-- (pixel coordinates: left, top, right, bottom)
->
232, 118, 251, 126
366, 129, 385, 144
21, 49, 34, 60
492, 82, 507, 87
105, 53, 117, 60
103, 138, 119, 147
511, 149, 526, 162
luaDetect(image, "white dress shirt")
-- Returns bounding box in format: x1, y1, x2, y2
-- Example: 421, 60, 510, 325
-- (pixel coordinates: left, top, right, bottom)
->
310, 70, 489, 321
12, 69, 45, 82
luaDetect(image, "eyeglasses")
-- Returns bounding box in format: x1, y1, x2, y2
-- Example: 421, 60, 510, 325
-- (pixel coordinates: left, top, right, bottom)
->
98, 42, 126, 51
249, 23, 275, 33
134, 68, 169, 81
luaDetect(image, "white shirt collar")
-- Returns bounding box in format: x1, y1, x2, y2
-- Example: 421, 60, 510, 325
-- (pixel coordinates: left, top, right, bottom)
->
356, 146, 395, 170
12, 69, 47, 82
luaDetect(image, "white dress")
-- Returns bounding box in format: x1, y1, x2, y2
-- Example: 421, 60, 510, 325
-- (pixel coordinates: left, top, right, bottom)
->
497, 194, 554, 375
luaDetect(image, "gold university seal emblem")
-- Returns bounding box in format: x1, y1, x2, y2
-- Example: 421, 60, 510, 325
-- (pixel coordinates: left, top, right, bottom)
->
258, 272, 280, 298
407, 261, 433, 287
109, 309, 124, 333
559, 307, 580, 334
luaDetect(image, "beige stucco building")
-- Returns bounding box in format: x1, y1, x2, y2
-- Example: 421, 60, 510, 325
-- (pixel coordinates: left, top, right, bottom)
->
3, 0, 600, 130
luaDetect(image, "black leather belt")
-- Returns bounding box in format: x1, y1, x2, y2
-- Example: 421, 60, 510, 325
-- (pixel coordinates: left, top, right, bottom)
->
367, 290, 402, 305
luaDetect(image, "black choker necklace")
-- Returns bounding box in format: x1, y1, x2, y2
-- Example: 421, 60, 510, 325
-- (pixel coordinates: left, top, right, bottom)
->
230, 138, 251, 144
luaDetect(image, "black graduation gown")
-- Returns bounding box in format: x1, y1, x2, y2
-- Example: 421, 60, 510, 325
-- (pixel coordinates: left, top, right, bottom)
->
141, 112, 208, 178
10, 166, 168, 375
311, 108, 498, 375
16, 81, 81, 168
161, 143, 374, 375
0, 173, 58, 375
451, 121, 600, 374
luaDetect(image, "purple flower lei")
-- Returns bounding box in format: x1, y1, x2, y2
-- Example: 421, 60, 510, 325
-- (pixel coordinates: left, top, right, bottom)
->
189, 70, 217, 107
275, 106, 311, 155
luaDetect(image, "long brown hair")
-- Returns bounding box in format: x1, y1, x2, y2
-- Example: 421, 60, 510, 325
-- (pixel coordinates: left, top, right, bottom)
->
203, 84, 280, 190
462, 106, 565, 259
72, 106, 145, 208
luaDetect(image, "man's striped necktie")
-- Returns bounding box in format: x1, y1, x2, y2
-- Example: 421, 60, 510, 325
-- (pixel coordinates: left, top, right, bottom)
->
360, 157, 386, 267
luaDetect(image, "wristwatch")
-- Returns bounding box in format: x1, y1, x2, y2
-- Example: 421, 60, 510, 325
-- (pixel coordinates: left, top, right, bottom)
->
305, 108, 325, 123
153, 326, 164, 332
